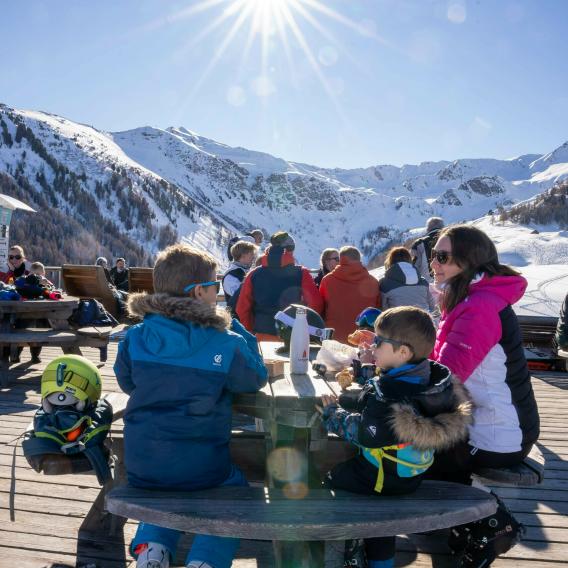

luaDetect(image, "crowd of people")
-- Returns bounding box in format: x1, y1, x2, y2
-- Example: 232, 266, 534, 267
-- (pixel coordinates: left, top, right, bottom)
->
13, 217, 566, 568
105, 217, 551, 568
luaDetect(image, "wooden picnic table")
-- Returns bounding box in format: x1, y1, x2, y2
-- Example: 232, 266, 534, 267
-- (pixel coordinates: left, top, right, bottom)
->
0, 296, 111, 387
232, 340, 363, 565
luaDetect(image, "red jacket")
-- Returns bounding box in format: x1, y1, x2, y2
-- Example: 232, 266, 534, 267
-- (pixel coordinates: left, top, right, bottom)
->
320, 258, 381, 342
236, 247, 323, 334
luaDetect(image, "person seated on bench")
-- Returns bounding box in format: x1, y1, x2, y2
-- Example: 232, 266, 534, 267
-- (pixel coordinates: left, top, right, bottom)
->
318, 306, 473, 568
110, 257, 130, 293
97, 256, 128, 318
114, 244, 268, 568
428, 225, 540, 566
556, 291, 568, 351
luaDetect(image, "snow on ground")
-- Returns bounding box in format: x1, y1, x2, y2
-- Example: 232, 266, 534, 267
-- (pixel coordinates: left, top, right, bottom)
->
475, 217, 568, 316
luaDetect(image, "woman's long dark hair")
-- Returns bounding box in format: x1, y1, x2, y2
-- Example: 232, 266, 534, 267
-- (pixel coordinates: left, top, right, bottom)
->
439, 225, 520, 312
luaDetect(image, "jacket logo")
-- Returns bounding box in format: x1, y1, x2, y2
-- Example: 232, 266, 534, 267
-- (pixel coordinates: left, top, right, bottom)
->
213, 354, 223, 366
367, 425, 377, 436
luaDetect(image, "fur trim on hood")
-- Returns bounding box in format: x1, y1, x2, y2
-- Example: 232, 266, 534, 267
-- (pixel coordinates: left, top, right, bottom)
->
388, 378, 473, 451
127, 292, 231, 331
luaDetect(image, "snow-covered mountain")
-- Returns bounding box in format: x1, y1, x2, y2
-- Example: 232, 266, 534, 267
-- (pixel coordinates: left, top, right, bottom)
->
1, 103, 567, 268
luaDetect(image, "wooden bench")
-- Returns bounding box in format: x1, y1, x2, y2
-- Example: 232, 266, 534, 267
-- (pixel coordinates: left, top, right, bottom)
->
105, 481, 496, 567
518, 314, 559, 346
517, 314, 566, 371
62, 264, 119, 319
472, 444, 545, 487
128, 267, 154, 294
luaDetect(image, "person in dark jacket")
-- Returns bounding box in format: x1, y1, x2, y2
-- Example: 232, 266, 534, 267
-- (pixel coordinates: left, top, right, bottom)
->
114, 243, 268, 568
411, 217, 444, 282
110, 257, 129, 292
556, 292, 568, 350
236, 231, 323, 340
318, 306, 472, 568
379, 246, 435, 312
313, 248, 340, 288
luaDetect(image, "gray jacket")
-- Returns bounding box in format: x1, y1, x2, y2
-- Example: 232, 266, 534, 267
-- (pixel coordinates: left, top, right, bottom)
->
379, 262, 435, 312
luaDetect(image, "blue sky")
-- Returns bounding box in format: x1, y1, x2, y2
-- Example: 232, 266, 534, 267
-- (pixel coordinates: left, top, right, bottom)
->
1, 0, 567, 168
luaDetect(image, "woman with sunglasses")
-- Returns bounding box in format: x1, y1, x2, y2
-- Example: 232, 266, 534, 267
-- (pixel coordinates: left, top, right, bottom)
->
1, 245, 30, 284
313, 247, 340, 288
429, 225, 539, 566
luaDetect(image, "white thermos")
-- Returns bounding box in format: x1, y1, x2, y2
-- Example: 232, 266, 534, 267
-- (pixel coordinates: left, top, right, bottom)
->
290, 307, 309, 374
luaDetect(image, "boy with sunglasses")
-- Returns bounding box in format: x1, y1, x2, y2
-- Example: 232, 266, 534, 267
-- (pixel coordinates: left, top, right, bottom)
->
317, 306, 472, 568
114, 244, 268, 568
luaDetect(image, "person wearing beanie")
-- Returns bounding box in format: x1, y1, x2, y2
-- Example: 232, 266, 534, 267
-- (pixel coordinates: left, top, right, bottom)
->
236, 231, 323, 340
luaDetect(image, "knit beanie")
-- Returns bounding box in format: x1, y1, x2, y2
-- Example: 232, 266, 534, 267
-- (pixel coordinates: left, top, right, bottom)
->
270, 231, 295, 251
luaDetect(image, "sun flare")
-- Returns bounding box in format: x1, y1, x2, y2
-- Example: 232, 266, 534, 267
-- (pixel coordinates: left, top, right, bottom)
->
140, 0, 388, 123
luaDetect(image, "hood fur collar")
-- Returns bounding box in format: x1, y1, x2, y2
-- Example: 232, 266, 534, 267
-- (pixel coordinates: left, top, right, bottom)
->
127, 292, 231, 331
388, 378, 473, 451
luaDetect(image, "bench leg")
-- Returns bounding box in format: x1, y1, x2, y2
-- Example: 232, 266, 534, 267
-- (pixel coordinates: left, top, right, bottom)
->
62, 344, 83, 356
0, 350, 9, 388
99, 345, 108, 362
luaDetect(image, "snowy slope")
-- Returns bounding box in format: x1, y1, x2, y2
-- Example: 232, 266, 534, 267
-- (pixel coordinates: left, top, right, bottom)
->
111, 121, 568, 267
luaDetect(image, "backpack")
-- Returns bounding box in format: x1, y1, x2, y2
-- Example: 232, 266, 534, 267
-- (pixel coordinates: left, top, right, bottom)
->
222, 267, 246, 316
69, 299, 119, 327
411, 229, 440, 273
227, 236, 241, 261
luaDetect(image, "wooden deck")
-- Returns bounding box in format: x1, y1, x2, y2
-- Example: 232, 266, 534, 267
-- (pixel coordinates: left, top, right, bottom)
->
1, 342, 567, 567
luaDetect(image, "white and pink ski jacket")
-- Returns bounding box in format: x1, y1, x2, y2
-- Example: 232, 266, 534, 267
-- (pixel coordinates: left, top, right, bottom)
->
433, 273, 539, 454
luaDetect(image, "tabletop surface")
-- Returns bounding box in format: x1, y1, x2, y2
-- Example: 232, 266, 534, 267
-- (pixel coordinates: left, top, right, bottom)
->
0, 295, 80, 311
233, 341, 358, 417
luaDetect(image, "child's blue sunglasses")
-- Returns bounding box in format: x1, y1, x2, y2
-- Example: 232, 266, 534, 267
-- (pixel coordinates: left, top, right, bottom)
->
183, 281, 221, 294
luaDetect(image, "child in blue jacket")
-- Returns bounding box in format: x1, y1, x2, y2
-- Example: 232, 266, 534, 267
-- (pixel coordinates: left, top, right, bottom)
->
114, 244, 268, 568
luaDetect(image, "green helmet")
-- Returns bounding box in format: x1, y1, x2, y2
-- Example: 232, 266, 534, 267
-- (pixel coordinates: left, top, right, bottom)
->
41, 355, 102, 405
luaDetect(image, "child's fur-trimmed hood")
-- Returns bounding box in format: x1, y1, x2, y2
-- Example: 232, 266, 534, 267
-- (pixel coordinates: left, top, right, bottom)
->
388, 378, 473, 451
127, 292, 231, 331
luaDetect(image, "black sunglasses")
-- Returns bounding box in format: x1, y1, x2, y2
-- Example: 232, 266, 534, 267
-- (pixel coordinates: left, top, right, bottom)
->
327, 256, 340, 262
9, 255, 22, 260
373, 334, 413, 352
430, 250, 453, 265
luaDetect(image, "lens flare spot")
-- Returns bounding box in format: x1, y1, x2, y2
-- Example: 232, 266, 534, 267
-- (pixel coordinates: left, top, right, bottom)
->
267, 447, 307, 482
227, 85, 247, 106
283, 481, 309, 499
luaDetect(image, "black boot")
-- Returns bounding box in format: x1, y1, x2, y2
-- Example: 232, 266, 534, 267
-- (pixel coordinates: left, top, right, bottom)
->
448, 494, 524, 568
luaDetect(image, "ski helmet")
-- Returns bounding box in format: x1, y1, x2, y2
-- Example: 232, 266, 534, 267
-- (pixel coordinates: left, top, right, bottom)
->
41, 355, 102, 408
274, 304, 333, 350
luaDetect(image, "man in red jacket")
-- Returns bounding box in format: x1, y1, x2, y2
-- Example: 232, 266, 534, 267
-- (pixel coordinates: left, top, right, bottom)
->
320, 246, 381, 343
236, 232, 323, 340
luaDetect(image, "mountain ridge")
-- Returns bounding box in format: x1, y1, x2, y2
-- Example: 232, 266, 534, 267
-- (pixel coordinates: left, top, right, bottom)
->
1, 102, 567, 267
